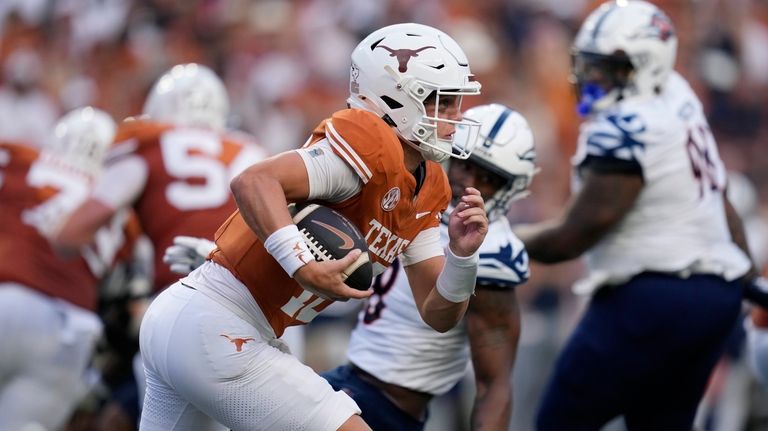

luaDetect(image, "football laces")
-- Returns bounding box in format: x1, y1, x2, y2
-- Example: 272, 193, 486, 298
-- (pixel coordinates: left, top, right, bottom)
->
299, 228, 334, 261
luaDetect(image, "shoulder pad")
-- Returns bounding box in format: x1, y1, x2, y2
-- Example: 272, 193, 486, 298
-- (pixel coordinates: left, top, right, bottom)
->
324, 109, 402, 183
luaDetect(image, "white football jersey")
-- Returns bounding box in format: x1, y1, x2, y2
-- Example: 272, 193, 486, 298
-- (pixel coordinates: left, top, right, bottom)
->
572, 71, 750, 294
346, 217, 528, 395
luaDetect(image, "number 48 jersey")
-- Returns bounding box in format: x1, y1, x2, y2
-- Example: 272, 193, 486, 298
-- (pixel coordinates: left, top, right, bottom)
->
572, 71, 750, 293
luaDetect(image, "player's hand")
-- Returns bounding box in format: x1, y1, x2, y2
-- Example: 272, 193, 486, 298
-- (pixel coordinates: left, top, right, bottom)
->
447, 187, 488, 256
163, 236, 217, 275
293, 249, 373, 301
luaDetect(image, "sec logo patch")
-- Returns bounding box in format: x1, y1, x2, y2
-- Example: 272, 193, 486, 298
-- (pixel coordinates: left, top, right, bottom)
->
381, 187, 400, 212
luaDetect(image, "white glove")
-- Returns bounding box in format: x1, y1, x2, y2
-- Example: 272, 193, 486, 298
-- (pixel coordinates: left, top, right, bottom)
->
163, 236, 216, 275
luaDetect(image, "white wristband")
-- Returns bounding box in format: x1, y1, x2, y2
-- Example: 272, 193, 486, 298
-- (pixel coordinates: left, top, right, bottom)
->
264, 225, 314, 277
436, 246, 479, 303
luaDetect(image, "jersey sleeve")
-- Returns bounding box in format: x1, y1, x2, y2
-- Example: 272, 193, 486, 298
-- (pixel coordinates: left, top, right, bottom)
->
322, 109, 402, 184
576, 113, 646, 176
476, 228, 530, 290
295, 139, 362, 203
399, 227, 442, 267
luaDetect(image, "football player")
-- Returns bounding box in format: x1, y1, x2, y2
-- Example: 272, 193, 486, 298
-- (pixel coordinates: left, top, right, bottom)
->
0, 107, 128, 430
515, 2, 756, 429
138, 23, 488, 431
51, 63, 268, 293
322, 103, 537, 431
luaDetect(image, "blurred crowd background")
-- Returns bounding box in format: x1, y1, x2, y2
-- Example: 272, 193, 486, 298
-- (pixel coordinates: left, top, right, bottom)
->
1, 0, 768, 430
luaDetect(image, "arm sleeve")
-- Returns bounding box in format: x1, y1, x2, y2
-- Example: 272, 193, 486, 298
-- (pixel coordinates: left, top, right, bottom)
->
400, 227, 443, 267
295, 139, 362, 203
91, 155, 149, 209
576, 115, 646, 177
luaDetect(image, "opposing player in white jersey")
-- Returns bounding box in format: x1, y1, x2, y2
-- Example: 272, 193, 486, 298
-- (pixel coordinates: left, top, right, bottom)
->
515, 2, 755, 430
0, 107, 132, 430
320, 103, 536, 431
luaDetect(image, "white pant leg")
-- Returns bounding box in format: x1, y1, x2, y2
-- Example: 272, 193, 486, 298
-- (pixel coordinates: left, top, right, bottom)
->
0, 284, 102, 431
139, 282, 360, 431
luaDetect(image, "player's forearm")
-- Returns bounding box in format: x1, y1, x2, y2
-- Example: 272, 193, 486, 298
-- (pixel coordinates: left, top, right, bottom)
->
516, 219, 592, 263
471, 381, 512, 431
52, 200, 115, 249
419, 291, 469, 333
230, 170, 293, 241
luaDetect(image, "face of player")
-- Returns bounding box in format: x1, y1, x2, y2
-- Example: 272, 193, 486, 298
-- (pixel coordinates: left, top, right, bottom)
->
447, 158, 506, 207
423, 94, 463, 140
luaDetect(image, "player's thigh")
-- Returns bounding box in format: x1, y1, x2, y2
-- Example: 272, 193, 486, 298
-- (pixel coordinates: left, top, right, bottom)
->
141, 284, 360, 431
323, 365, 424, 431
194, 338, 361, 431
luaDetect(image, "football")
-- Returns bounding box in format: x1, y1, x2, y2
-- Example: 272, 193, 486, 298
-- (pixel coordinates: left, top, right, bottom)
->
289, 203, 373, 291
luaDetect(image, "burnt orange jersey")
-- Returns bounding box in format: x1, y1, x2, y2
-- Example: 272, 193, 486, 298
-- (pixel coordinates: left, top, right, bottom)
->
0, 143, 100, 310
211, 109, 450, 336
111, 118, 265, 290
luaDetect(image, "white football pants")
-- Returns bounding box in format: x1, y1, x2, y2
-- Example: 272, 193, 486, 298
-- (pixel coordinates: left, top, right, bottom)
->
0, 283, 102, 430
138, 282, 359, 431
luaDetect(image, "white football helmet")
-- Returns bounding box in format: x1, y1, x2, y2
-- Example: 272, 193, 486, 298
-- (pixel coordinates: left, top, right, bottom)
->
572, 0, 677, 115
348, 23, 482, 163
452, 103, 538, 221
42, 106, 116, 179
142, 63, 229, 132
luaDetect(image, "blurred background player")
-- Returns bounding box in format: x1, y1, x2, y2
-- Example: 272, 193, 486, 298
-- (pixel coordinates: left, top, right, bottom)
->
52, 63, 267, 294
138, 23, 487, 431
515, 1, 755, 430
48, 62, 269, 430
321, 103, 537, 431
0, 106, 129, 430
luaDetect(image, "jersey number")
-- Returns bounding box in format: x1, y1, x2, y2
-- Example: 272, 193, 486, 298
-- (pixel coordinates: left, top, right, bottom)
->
160, 129, 230, 211
280, 290, 330, 323
363, 259, 400, 324
686, 124, 725, 199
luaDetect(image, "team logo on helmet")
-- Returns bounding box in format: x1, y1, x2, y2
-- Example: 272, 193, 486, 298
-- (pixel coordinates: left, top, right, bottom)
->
381, 187, 401, 212
648, 12, 674, 42
375, 45, 436, 72
350, 63, 360, 94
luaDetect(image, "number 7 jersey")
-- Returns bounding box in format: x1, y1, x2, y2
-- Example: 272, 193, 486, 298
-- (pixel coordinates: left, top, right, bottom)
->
571, 71, 750, 290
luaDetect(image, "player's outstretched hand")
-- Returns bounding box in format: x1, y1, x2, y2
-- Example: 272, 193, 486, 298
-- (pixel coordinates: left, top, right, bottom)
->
447, 187, 488, 256
163, 236, 216, 275
293, 249, 373, 301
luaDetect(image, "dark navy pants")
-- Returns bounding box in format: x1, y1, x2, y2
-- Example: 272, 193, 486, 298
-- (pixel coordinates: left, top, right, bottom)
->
536, 272, 743, 431
322, 364, 426, 431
